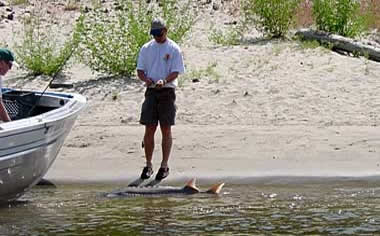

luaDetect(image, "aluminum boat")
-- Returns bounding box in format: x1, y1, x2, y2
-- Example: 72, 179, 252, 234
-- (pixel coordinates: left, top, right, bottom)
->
0, 88, 86, 203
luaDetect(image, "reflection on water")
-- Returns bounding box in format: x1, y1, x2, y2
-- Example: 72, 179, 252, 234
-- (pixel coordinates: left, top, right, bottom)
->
1, 179, 380, 235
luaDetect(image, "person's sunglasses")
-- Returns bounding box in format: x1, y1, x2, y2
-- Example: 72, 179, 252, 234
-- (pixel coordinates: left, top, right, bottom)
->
151, 29, 164, 37
153, 32, 163, 37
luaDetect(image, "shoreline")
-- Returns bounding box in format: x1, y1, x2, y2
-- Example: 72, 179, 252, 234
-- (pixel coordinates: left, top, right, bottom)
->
45, 175, 380, 186
45, 124, 380, 184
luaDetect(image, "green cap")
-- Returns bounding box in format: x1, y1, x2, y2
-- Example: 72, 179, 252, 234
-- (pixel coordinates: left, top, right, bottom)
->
0, 48, 15, 62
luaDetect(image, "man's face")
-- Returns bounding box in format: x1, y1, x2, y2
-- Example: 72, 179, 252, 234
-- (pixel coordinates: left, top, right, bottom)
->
152, 28, 167, 44
0, 60, 12, 76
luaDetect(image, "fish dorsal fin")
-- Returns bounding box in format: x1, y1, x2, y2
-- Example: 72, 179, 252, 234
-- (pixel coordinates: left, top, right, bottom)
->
206, 183, 225, 194
184, 178, 200, 193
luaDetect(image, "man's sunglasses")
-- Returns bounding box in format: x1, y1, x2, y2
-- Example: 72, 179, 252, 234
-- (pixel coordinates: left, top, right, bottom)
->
150, 29, 164, 37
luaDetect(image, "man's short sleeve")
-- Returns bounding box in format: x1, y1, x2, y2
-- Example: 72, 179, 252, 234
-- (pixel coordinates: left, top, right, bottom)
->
171, 48, 185, 74
136, 47, 146, 71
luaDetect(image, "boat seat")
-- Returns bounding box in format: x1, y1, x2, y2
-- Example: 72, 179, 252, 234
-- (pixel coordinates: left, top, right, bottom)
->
3, 92, 36, 120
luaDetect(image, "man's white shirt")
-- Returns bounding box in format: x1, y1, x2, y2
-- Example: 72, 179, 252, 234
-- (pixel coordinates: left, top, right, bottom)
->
137, 38, 185, 88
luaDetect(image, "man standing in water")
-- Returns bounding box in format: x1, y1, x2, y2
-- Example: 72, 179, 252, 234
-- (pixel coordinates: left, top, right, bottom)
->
0, 48, 14, 122
136, 18, 185, 181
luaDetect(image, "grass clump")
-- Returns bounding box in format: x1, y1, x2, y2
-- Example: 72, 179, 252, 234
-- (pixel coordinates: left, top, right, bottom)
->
75, 0, 197, 77
209, 0, 300, 45
14, 6, 79, 76
312, 0, 369, 37
242, 0, 301, 38
209, 27, 242, 46
299, 39, 321, 49
64, 0, 80, 11
179, 62, 220, 87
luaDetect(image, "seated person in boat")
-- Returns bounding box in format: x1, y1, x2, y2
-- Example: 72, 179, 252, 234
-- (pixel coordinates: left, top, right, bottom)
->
0, 48, 14, 122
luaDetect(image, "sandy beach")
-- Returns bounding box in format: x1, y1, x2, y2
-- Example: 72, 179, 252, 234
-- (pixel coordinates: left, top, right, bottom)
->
1, 1, 380, 184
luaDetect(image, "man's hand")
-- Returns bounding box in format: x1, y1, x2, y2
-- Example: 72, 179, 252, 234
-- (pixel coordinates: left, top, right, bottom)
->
144, 77, 154, 87
155, 79, 165, 89
137, 70, 154, 87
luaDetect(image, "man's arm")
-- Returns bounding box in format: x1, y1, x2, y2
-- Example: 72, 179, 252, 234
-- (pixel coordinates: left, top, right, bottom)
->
155, 72, 179, 88
0, 100, 11, 122
164, 72, 179, 84
137, 70, 153, 87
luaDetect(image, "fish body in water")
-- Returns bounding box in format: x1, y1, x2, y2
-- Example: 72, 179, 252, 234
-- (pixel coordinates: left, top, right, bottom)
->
106, 178, 224, 198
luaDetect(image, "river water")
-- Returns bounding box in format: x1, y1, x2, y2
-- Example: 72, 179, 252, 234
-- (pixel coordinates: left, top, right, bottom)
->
1, 178, 380, 235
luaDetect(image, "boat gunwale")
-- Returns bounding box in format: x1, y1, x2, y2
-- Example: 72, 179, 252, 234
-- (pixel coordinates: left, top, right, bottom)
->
0, 88, 87, 134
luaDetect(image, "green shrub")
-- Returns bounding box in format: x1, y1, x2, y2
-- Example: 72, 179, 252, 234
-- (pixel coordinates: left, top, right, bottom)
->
208, 27, 242, 46
160, 0, 196, 44
312, 0, 368, 37
76, 0, 196, 77
14, 8, 79, 76
242, 0, 301, 38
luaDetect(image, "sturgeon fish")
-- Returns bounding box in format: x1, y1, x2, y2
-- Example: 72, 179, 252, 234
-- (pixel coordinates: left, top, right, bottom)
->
106, 178, 224, 198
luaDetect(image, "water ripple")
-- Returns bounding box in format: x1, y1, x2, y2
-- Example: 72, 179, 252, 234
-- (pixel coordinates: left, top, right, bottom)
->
2, 182, 380, 235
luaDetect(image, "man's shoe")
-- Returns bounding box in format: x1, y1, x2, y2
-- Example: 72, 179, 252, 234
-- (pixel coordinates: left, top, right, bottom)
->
140, 166, 154, 179
155, 167, 169, 181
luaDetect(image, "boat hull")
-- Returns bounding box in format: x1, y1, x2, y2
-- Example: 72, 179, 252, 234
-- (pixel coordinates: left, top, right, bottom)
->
0, 90, 86, 203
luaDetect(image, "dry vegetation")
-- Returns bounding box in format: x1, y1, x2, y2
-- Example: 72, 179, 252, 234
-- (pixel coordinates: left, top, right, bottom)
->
295, 0, 313, 28
364, 0, 380, 30
294, 0, 380, 30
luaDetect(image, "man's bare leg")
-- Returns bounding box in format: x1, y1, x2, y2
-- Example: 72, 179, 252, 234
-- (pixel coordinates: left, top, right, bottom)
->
144, 125, 157, 167
160, 125, 172, 168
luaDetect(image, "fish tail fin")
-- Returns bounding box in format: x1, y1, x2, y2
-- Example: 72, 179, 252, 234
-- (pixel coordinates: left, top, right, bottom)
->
184, 178, 200, 193
206, 183, 225, 194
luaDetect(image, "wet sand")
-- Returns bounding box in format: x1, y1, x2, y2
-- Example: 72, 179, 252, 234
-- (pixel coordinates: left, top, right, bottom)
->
45, 125, 380, 184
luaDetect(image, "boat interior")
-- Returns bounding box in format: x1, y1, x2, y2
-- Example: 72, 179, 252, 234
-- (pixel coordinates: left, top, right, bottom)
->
2, 90, 69, 120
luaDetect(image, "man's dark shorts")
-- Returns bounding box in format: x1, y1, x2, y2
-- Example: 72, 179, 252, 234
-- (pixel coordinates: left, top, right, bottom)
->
140, 88, 176, 126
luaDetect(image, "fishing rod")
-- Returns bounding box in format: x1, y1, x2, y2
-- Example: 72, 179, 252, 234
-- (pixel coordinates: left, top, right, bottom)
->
26, 46, 76, 118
